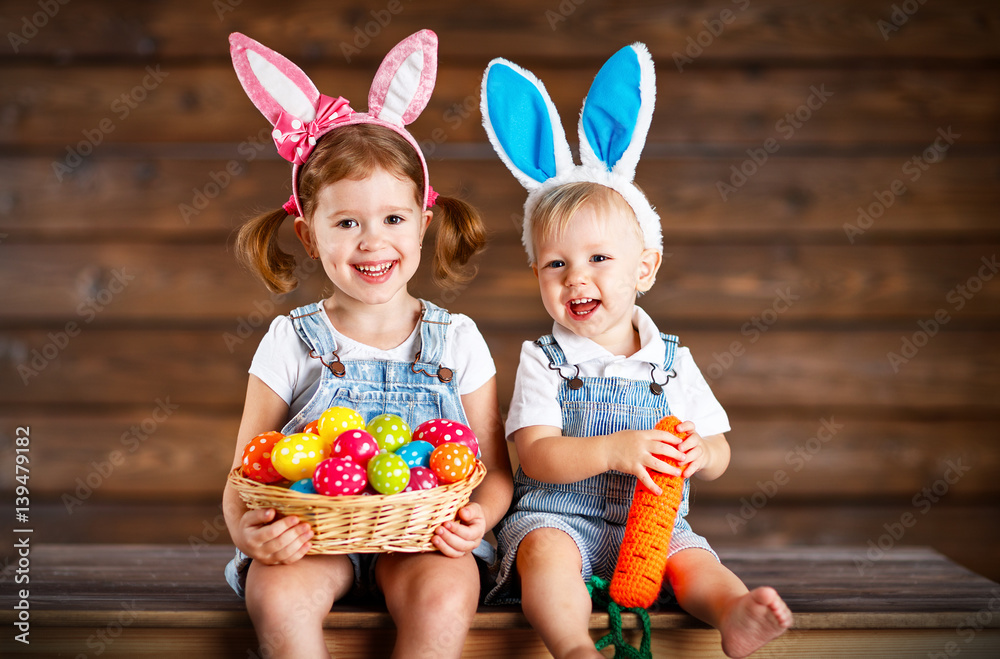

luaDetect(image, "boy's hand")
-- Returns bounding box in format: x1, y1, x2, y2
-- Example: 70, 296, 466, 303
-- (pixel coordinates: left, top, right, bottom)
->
432, 502, 486, 558
673, 420, 710, 478
238, 507, 314, 565
605, 429, 685, 495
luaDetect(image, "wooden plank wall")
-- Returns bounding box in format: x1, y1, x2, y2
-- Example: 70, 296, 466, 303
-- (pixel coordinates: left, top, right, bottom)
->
1, 0, 998, 581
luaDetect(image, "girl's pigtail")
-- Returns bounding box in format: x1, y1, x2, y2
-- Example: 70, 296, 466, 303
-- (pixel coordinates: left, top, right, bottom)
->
432, 195, 487, 288
235, 208, 300, 294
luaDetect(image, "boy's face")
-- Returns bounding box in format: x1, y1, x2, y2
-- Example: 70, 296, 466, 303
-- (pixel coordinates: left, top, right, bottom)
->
532, 202, 661, 353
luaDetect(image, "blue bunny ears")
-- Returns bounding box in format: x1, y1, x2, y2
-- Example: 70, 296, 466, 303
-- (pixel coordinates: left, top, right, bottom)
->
481, 43, 660, 260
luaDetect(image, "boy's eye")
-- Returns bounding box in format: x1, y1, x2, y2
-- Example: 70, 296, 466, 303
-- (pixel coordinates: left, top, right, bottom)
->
546, 260, 565, 269
336, 218, 358, 229
591, 254, 609, 263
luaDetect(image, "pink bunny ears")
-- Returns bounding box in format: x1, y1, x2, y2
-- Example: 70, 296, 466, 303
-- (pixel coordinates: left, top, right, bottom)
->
229, 30, 439, 216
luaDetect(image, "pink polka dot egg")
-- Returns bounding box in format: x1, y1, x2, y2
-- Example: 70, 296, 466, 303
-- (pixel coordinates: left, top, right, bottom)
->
331, 429, 380, 468
413, 419, 479, 457
429, 442, 476, 484
403, 466, 439, 492
313, 457, 367, 496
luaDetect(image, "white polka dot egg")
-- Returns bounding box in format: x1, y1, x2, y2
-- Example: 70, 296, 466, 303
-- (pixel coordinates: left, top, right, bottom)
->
366, 413, 412, 453
413, 419, 479, 457
313, 457, 367, 496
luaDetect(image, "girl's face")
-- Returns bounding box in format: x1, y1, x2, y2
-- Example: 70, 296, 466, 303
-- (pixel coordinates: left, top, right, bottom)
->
295, 167, 431, 308
532, 203, 660, 353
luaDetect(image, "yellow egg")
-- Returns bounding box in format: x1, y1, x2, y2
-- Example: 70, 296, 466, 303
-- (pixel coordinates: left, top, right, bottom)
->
271, 432, 330, 481
316, 406, 366, 444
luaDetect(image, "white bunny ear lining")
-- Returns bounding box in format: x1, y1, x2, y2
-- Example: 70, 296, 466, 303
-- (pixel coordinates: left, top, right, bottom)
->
229, 30, 439, 215
481, 43, 662, 260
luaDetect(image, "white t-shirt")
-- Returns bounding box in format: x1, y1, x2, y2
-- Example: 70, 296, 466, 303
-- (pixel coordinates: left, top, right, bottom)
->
505, 306, 730, 439
250, 303, 496, 420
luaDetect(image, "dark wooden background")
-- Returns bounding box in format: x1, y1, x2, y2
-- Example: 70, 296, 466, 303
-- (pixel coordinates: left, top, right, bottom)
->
1, 0, 998, 582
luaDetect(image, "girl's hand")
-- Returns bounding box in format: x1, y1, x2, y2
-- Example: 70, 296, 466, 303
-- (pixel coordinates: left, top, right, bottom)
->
238, 507, 314, 565
432, 502, 486, 558
605, 429, 685, 495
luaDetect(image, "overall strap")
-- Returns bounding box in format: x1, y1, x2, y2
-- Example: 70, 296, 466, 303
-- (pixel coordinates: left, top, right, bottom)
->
533, 334, 568, 366
412, 300, 455, 383
289, 303, 345, 377
660, 333, 679, 372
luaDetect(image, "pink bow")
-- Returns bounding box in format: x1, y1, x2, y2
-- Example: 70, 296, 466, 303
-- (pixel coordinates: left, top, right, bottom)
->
272, 94, 354, 165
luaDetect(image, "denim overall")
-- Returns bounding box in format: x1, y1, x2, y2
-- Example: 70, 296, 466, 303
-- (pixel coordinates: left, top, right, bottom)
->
225, 299, 488, 598
486, 332, 716, 605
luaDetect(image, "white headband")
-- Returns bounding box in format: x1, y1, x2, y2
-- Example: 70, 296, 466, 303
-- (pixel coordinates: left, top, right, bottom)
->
481, 43, 661, 261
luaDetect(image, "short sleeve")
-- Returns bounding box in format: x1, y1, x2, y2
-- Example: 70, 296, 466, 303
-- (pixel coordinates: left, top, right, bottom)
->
248, 315, 307, 405
504, 341, 564, 438
446, 313, 497, 396
666, 347, 731, 437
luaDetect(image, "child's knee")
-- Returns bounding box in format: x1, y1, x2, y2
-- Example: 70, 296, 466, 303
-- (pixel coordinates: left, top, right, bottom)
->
517, 527, 582, 572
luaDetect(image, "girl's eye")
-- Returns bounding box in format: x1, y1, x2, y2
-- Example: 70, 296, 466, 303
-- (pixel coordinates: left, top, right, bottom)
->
385, 215, 404, 225
591, 254, 609, 263
336, 219, 358, 229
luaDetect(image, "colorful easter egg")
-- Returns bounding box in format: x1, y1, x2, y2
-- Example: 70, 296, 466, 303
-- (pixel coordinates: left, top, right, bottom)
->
366, 413, 412, 453
316, 406, 366, 443
330, 429, 380, 467
403, 466, 439, 492
271, 433, 330, 481
430, 443, 476, 484
289, 478, 316, 494
313, 457, 367, 496
302, 419, 320, 435
414, 419, 479, 456
366, 452, 411, 495
241, 431, 284, 483
395, 440, 435, 469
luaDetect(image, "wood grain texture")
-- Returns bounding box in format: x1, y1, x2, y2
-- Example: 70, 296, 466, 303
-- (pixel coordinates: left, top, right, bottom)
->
0, 545, 997, 658
2, 66, 997, 146
2, 0, 997, 60
4, 156, 999, 239
1, 328, 997, 408
3, 241, 999, 323
2, 414, 997, 500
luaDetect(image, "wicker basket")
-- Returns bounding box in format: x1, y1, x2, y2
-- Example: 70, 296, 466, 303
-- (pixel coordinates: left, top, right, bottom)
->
228, 460, 486, 554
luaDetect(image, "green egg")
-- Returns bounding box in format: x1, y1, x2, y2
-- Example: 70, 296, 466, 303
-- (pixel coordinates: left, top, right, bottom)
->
366, 452, 411, 495
366, 413, 413, 453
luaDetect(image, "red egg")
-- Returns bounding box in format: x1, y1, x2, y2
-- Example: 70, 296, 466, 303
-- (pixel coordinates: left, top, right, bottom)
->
429, 443, 476, 484
313, 457, 367, 496
331, 429, 380, 467
413, 419, 479, 456
403, 466, 439, 492
241, 431, 285, 483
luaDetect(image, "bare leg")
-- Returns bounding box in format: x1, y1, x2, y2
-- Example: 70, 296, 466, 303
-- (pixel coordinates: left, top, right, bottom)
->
377, 551, 480, 659
245, 554, 355, 659
666, 548, 793, 658
517, 528, 603, 659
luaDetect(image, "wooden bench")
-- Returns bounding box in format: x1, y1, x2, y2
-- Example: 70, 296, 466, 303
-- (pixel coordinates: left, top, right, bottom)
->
2, 545, 998, 658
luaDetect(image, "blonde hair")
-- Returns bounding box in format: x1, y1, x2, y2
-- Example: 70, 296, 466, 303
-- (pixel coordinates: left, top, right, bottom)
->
236, 124, 486, 293
528, 182, 642, 263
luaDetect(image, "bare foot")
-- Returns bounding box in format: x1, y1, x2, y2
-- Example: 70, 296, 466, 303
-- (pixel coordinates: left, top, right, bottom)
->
719, 587, 793, 658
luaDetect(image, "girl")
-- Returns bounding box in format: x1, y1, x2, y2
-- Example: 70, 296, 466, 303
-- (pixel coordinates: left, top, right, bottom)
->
222, 31, 513, 659
480, 45, 791, 658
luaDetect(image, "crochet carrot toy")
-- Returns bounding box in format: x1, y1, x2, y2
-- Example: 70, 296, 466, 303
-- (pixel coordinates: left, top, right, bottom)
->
610, 414, 689, 609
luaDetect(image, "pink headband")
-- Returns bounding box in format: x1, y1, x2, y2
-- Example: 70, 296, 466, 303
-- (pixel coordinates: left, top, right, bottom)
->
230, 30, 439, 217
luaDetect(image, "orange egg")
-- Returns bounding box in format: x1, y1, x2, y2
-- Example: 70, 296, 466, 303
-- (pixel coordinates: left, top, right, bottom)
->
429, 443, 476, 484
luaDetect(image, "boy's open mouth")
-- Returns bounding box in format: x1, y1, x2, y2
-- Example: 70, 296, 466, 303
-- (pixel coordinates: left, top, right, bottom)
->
568, 297, 601, 317
353, 260, 396, 280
